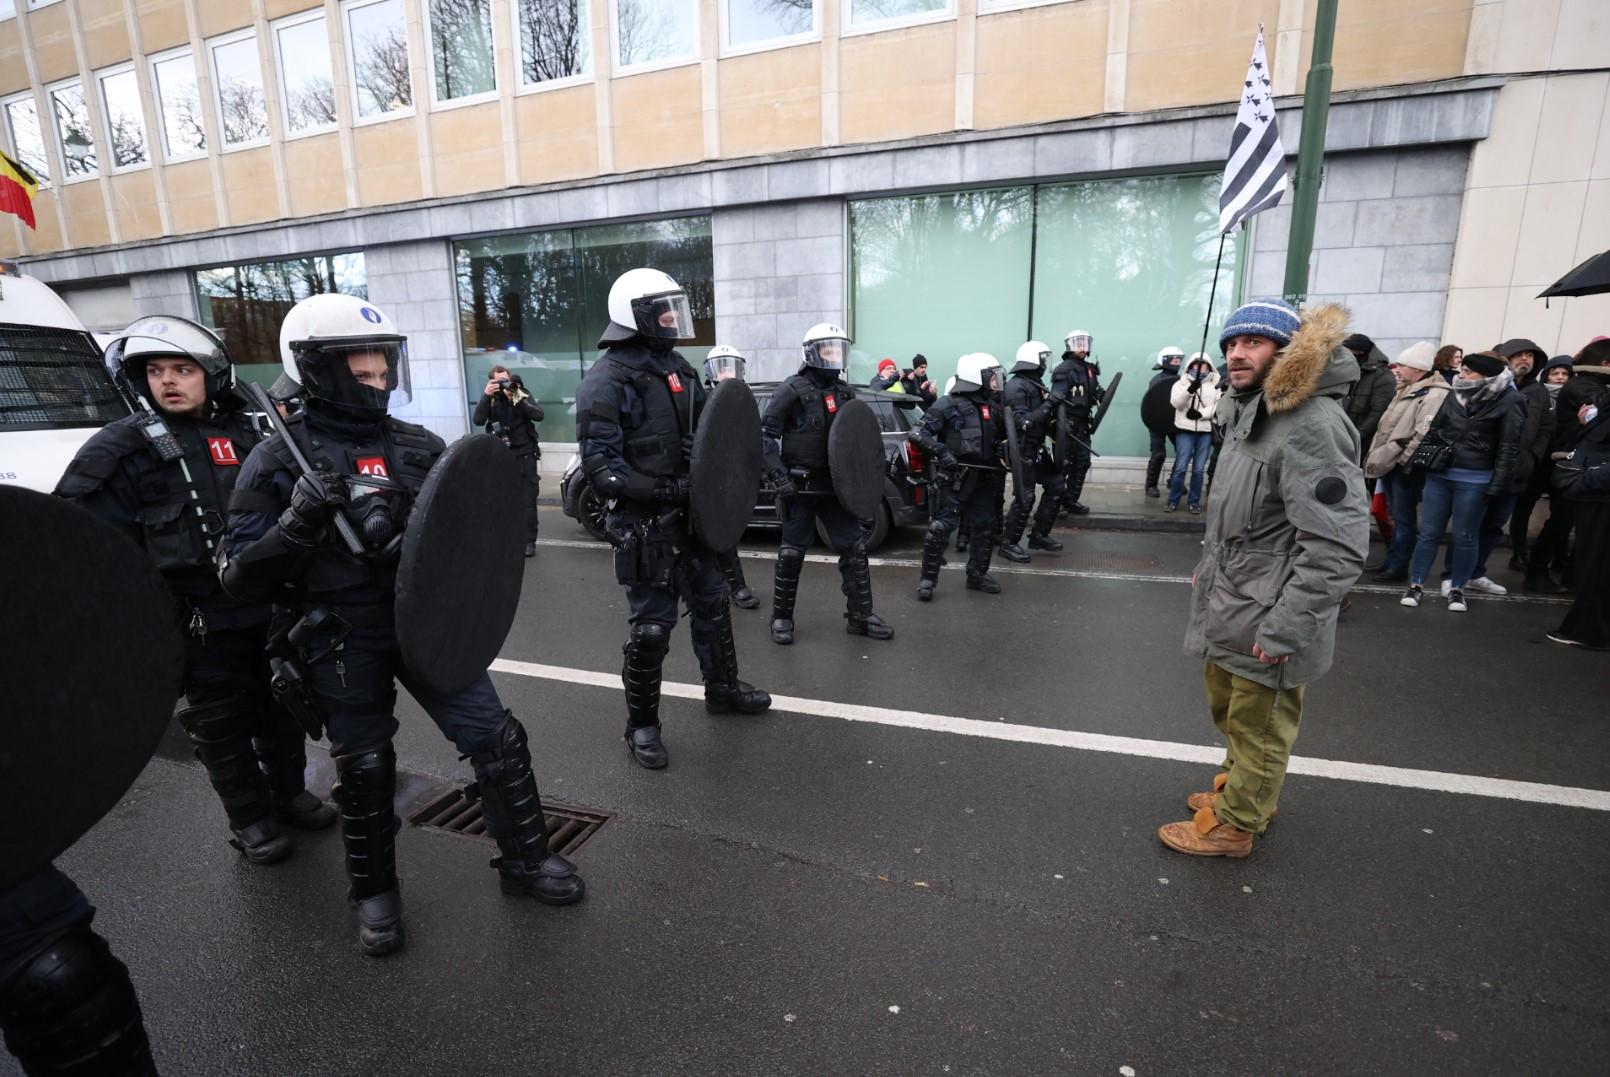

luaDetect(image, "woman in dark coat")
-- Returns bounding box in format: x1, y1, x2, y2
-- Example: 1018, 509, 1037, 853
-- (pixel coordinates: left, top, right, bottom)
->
1549, 397, 1610, 649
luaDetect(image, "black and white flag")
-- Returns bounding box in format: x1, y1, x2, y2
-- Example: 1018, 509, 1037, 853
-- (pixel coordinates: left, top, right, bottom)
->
1218, 26, 1287, 235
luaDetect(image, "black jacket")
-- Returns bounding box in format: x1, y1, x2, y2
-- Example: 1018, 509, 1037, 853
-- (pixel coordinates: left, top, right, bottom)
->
472, 386, 544, 456
1507, 374, 1555, 491
1050, 355, 1102, 421
1555, 409, 1610, 504
1343, 345, 1395, 461
1425, 379, 1527, 495
1551, 374, 1602, 455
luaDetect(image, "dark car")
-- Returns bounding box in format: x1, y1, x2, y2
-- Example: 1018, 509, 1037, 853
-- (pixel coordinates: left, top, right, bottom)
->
560, 383, 931, 553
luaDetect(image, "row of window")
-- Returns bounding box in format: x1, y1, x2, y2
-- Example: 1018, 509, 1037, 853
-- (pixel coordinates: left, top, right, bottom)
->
1, 0, 1065, 188
0, 1, 63, 20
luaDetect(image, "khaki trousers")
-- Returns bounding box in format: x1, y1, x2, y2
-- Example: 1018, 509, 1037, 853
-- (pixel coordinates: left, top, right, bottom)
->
1204, 662, 1306, 834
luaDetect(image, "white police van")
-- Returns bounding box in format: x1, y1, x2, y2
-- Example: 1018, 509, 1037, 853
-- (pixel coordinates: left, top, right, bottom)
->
0, 264, 131, 491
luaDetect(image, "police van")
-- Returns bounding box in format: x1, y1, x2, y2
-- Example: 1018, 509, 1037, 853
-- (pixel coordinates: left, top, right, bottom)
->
0, 264, 131, 491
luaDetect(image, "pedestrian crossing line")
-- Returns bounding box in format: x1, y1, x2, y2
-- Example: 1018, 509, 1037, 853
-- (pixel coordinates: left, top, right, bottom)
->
489, 658, 1610, 812
530, 538, 1573, 605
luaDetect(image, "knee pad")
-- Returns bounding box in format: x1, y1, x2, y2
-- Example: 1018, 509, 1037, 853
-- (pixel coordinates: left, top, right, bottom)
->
333, 743, 396, 800
777, 545, 806, 571
926, 520, 951, 540
628, 621, 671, 660
176, 698, 257, 741
0, 925, 150, 1072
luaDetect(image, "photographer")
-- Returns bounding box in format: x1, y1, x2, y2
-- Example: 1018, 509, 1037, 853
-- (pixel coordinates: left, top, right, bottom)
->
1165, 354, 1220, 514
474, 364, 545, 556
900, 355, 938, 407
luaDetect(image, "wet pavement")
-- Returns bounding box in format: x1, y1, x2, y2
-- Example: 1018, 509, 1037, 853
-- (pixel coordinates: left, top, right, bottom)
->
18, 508, 1608, 1076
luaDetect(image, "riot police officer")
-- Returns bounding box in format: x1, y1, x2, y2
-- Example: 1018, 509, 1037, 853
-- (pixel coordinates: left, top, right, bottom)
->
1051, 329, 1104, 515
703, 345, 760, 610
219, 294, 583, 957
910, 353, 1009, 599
575, 270, 772, 771
55, 316, 334, 866
473, 363, 545, 556
998, 340, 1067, 563
761, 323, 894, 645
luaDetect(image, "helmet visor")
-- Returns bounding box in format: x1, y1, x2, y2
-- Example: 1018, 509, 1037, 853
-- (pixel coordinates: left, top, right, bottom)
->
704, 354, 746, 382
804, 337, 849, 370
1068, 333, 1092, 353
631, 292, 694, 341
294, 337, 412, 416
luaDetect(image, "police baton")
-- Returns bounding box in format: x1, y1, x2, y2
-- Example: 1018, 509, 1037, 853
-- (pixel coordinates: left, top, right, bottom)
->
1043, 389, 1102, 458
244, 381, 367, 558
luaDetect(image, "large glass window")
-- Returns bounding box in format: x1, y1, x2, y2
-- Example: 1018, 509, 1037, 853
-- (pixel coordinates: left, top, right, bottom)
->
516, 0, 590, 87
194, 253, 367, 387
429, 0, 497, 103
849, 174, 1242, 457
846, 0, 948, 30
98, 67, 149, 170
48, 82, 96, 180
455, 216, 714, 441
209, 32, 270, 147
0, 3, 15, 22
151, 50, 207, 160
275, 12, 337, 135
613, 0, 697, 70
725, 0, 814, 49
3, 94, 50, 184
346, 0, 414, 120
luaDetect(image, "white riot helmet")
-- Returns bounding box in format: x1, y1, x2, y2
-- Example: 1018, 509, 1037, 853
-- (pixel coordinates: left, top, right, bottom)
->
704, 344, 747, 384
801, 322, 850, 371
1155, 345, 1185, 370
1064, 330, 1092, 356
943, 376, 956, 395
278, 293, 411, 421
601, 267, 694, 346
1013, 340, 1052, 373
954, 352, 1003, 394
106, 315, 235, 411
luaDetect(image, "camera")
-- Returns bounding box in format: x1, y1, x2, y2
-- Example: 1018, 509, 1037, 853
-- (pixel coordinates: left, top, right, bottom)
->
496, 377, 511, 390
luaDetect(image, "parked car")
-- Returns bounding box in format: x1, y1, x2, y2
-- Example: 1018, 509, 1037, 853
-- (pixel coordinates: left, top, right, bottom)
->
560, 383, 931, 553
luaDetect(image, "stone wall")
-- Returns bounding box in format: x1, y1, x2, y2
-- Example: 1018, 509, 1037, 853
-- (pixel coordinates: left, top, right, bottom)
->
362, 240, 468, 442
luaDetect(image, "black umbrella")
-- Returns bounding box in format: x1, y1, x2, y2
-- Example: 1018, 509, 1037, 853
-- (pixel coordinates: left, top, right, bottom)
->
1538, 249, 1610, 299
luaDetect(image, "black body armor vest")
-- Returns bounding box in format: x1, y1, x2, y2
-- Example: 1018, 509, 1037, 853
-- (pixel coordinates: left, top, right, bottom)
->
778, 374, 855, 469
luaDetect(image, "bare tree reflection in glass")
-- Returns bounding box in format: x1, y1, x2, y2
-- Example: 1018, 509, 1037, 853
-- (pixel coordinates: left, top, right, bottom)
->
51, 85, 97, 177
430, 0, 496, 100
350, 0, 414, 117
518, 0, 589, 84
617, 0, 690, 66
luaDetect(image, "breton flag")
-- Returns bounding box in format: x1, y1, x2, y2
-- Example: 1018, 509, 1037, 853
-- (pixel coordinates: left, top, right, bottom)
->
0, 149, 39, 230
1218, 26, 1287, 235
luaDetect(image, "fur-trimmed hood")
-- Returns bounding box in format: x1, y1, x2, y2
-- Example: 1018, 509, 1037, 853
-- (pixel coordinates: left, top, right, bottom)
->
1261, 303, 1357, 414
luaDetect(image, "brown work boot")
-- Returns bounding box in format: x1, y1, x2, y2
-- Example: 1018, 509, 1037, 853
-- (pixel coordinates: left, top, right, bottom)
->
1185, 772, 1229, 813
1158, 806, 1253, 858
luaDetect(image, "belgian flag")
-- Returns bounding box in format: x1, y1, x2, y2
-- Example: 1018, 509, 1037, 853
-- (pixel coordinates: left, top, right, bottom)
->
1, 150, 39, 229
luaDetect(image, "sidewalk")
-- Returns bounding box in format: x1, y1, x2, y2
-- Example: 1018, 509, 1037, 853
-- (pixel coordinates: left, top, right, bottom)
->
1050, 482, 1206, 534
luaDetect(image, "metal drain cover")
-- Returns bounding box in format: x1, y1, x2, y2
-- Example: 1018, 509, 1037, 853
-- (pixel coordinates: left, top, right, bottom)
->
407, 785, 612, 858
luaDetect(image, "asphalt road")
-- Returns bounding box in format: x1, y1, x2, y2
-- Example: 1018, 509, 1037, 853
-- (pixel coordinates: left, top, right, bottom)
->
18, 509, 1609, 1076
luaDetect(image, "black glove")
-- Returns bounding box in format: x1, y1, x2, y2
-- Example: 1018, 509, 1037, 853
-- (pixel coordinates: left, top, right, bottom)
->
1030, 401, 1055, 427
681, 432, 695, 460
278, 473, 341, 548
936, 451, 959, 474
770, 470, 798, 500
652, 475, 691, 505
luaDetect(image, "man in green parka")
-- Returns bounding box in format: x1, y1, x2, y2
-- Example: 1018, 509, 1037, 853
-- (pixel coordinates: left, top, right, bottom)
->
1160, 299, 1370, 858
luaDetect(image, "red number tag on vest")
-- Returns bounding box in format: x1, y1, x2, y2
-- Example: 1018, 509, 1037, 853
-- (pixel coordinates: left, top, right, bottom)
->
980, 405, 991, 420
667, 373, 684, 393
206, 437, 239, 466
356, 456, 390, 478
824, 395, 838, 414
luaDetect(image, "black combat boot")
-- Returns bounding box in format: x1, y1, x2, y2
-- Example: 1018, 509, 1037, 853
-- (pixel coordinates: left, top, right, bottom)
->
178, 700, 292, 865
255, 707, 337, 830
999, 498, 1031, 563
332, 743, 403, 956
1028, 531, 1064, 552
839, 545, 894, 640
770, 545, 804, 644
695, 601, 773, 714
622, 622, 670, 768
1145, 451, 1165, 497
469, 712, 585, 906
966, 541, 1001, 594
0, 925, 158, 1076
917, 524, 948, 601
722, 554, 760, 609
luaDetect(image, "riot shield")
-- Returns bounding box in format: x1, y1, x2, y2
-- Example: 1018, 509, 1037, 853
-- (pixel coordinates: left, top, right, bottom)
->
828, 397, 886, 520
1054, 402, 1070, 472
1003, 407, 1034, 508
1141, 377, 1176, 438
690, 378, 763, 552
1090, 370, 1123, 435
396, 434, 526, 695
1, 487, 182, 890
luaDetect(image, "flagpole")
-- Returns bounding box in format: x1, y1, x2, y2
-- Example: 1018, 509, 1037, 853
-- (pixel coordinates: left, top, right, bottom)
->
1197, 231, 1229, 360
1282, 0, 1339, 304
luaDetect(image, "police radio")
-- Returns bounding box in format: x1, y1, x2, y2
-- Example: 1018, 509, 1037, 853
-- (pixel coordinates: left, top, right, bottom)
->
138, 415, 185, 462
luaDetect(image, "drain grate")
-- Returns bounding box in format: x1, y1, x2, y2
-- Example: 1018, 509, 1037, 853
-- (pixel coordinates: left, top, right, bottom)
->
407, 786, 612, 857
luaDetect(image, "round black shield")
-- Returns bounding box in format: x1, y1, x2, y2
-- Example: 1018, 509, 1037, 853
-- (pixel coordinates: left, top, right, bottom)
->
1, 487, 181, 890
1141, 377, 1176, 437
829, 397, 886, 519
396, 435, 526, 695
1090, 369, 1122, 434
691, 379, 763, 552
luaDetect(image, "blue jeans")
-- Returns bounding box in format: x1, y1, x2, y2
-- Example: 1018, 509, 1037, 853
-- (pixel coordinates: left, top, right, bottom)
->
1381, 469, 1424, 573
1438, 491, 1515, 582
1168, 431, 1213, 507
1411, 472, 1487, 588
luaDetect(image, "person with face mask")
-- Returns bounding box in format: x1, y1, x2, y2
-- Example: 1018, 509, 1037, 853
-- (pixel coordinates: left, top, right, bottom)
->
1165, 355, 1221, 514
1548, 393, 1610, 649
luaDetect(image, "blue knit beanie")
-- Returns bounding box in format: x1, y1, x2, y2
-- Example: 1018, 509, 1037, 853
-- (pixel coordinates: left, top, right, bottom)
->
1219, 298, 1300, 351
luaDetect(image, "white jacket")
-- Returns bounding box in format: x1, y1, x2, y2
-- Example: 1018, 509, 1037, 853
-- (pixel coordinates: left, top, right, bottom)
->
1170, 367, 1221, 433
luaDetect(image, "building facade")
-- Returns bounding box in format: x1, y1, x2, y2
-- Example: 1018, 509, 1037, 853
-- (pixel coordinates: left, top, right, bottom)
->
3, 0, 1606, 463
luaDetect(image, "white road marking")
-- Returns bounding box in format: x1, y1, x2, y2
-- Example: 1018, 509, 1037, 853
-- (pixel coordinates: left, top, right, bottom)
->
531, 537, 1572, 604
490, 657, 1610, 812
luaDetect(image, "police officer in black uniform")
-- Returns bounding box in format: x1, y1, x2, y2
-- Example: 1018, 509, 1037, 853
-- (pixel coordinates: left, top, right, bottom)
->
219, 294, 583, 957
910, 353, 1008, 600
575, 269, 772, 771
703, 345, 760, 610
55, 316, 334, 866
998, 340, 1066, 563
1051, 329, 1103, 515
473, 363, 545, 556
761, 323, 894, 646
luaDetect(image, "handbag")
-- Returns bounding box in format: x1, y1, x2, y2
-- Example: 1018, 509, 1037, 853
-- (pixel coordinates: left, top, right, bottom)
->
1406, 427, 1455, 473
